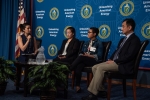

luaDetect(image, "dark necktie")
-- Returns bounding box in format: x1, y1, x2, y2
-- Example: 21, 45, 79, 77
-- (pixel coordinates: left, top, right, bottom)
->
113, 37, 127, 60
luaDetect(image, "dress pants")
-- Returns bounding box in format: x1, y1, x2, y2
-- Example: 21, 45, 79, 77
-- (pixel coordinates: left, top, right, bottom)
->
88, 62, 118, 95
53, 57, 72, 65
71, 56, 98, 86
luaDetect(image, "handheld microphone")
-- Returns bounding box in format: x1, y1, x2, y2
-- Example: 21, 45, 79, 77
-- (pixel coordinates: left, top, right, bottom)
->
27, 34, 32, 53
29, 34, 32, 49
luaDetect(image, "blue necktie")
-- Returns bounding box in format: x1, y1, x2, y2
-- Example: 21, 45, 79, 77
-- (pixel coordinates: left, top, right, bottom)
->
113, 37, 127, 60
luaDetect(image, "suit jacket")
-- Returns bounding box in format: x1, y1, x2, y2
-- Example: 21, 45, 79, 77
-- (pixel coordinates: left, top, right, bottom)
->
110, 33, 141, 74
57, 38, 80, 62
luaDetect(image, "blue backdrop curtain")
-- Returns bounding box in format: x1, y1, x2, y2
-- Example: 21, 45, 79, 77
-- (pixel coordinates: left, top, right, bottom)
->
0, 0, 31, 60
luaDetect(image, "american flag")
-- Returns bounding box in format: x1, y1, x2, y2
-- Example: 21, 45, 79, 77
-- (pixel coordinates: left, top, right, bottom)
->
15, 0, 26, 58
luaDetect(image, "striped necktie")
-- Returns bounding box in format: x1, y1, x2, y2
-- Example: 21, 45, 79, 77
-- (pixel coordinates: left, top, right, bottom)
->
113, 37, 127, 60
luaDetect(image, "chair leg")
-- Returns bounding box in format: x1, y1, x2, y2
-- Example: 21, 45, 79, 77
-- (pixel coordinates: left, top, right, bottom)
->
107, 78, 112, 100
71, 71, 75, 89
88, 73, 93, 86
132, 79, 137, 100
87, 73, 89, 87
16, 66, 22, 90
64, 89, 68, 99
122, 79, 126, 97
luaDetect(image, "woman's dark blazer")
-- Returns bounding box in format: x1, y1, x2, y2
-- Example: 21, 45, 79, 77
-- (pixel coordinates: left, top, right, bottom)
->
57, 38, 80, 63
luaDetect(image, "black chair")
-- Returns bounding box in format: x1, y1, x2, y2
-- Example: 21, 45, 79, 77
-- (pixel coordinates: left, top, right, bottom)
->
105, 40, 149, 100
78, 41, 85, 54
71, 41, 112, 89
36, 39, 42, 49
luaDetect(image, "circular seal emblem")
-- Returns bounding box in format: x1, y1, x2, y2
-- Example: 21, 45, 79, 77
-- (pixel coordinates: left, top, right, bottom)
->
64, 26, 71, 38
35, 26, 44, 38
119, 0, 134, 16
49, 7, 59, 20
48, 44, 57, 56
37, 0, 43, 3
81, 5, 92, 19
99, 25, 111, 39
141, 22, 150, 39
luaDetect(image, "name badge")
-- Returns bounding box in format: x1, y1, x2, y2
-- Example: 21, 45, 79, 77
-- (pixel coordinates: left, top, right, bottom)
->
90, 47, 96, 52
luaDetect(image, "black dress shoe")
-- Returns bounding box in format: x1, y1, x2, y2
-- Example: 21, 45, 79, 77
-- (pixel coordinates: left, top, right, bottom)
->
81, 93, 98, 100
76, 88, 81, 93
98, 91, 107, 98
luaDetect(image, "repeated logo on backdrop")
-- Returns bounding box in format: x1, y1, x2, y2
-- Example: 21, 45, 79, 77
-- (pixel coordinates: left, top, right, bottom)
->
119, 0, 134, 16
48, 44, 57, 56
33, 0, 150, 68
81, 5, 92, 19
64, 26, 71, 38
37, 0, 43, 3
99, 25, 111, 39
35, 26, 44, 38
141, 22, 150, 39
49, 7, 59, 20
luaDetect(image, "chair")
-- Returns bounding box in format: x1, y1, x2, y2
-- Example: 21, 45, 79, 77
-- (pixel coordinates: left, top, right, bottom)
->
36, 39, 42, 49
105, 40, 149, 100
71, 41, 112, 89
78, 41, 85, 54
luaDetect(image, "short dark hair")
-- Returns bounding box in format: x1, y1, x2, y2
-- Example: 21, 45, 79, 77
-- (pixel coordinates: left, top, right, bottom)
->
19, 23, 30, 32
90, 27, 99, 37
123, 18, 136, 31
66, 26, 76, 37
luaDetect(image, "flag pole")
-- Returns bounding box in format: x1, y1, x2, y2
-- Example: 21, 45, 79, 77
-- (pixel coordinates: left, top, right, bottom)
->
30, 0, 33, 34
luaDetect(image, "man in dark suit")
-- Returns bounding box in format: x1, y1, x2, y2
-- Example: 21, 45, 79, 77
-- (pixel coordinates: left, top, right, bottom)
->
82, 18, 141, 100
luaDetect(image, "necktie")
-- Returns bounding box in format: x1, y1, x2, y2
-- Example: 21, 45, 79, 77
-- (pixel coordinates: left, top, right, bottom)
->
113, 37, 127, 60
